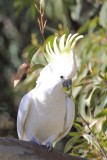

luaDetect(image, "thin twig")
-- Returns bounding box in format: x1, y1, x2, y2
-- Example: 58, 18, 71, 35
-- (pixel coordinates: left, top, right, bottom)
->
36, 0, 47, 42
79, 114, 107, 159
45, 26, 57, 33
35, 4, 40, 13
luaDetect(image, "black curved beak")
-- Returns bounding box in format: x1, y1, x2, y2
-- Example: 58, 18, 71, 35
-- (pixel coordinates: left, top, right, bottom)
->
62, 79, 72, 89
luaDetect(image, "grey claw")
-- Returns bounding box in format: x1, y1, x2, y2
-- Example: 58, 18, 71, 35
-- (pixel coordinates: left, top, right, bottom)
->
30, 137, 42, 146
46, 142, 53, 151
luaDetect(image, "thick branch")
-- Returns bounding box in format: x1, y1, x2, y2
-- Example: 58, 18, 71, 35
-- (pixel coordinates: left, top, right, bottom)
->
0, 137, 85, 160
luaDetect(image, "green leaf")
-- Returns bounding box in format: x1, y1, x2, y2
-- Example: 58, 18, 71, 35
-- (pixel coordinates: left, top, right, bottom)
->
90, 88, 101, 110
22, 45, 37, 63
88, 17, 99, 33
31, 49, 47, 66
78, 93, 91, 122
74, 123, 84, 132
71, 0, 82, 21
78, 21, 90, 34
64, 135, 81, 153
68, 132, 81, 137
72, 141, 88, 154
13, 0, 22, 8
98, 70, 104, 80
28, 64, 44, 74
95, 108, 107, 118
28, 47, 38, 63
102, 119, 107, 133
99, 1, 107, 30
94, 94, 107, 116
85, 87, 93, 99
45, 35, 55, 47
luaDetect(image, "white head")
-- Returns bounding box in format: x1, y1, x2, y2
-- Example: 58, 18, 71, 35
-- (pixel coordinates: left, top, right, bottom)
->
37, 33, 83, 90
45, 33, 83, 79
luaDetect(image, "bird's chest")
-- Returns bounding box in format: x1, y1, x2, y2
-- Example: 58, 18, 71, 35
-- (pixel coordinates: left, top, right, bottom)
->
31, 92, 66, 134
33, 93, 66, 118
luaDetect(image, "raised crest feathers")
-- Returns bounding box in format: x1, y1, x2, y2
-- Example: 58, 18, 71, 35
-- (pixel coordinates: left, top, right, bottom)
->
45, 33, 83, 62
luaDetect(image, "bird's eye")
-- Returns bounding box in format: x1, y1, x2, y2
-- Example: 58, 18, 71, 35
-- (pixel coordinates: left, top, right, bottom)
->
60, 76, 64, 79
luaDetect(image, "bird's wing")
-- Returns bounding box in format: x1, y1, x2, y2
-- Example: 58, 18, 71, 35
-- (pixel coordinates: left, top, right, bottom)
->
17, 92, 32, 139
55, 97, 75, 143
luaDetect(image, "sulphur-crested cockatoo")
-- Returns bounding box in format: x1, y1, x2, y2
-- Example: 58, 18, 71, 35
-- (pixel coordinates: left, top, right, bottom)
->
17, 33, 83, 149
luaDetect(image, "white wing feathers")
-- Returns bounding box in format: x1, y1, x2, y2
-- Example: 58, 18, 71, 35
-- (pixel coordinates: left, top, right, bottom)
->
55, 97, 75, 143
17, 93, 32, 139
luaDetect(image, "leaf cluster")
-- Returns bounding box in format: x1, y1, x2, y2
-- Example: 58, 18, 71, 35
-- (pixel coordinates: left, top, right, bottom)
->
64, 4, 107, 158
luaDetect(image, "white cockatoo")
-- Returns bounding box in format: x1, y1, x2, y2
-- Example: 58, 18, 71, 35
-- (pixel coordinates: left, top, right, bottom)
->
17, 33, 83, 149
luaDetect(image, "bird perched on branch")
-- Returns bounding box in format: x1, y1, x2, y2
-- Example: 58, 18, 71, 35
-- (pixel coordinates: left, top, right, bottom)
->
17, 33, 83, 150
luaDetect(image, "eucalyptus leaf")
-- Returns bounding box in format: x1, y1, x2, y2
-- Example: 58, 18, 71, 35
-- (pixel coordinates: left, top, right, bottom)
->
78, 21, 90, 34
71, 0, 82, 21
64, 135, 81, 153
95, 108, 107, 118
99, 1, 107, 30
90, 88, 101, 110
72, 142, 88, 154
31, 49, 47, 66
28, 47, 38, 63
85, 87, 93, 99
68, 132, 81, 137
74, 123, 84, 132
94, 94, 107, 116
102, 119, 107, 133
88, 17, 99, 33
28, 64, 44, 74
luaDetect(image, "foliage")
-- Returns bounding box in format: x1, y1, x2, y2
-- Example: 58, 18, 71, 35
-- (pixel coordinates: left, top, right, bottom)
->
1, 0, 107, 159
65, 31, 107, 159
64, 3, 107, 159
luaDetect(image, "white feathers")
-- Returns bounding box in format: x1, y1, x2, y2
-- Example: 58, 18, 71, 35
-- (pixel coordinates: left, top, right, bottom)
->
65, 34, 72, 47
53, 37, 60, 55
59, 34, 66, 51
17, 33, 84, 147
71, 34, 84, 48
45, 33, 83, 62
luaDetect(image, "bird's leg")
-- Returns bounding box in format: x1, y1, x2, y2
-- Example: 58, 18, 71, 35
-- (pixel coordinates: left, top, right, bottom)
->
30, 137, 42, 146
45, 141, 53, 151
43, 134, 57, 151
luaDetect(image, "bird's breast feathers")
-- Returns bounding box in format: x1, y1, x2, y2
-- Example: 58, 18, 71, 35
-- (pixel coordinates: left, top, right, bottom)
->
23, 90, 67, 139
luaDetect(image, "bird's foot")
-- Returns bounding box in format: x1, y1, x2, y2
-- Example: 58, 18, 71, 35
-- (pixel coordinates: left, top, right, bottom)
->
44, 141, 53, 151
30, 137, 42, 146
31, 137, 53, 151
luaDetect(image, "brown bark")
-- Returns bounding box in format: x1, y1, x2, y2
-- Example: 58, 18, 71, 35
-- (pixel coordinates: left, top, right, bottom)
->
0, 137, 85, 160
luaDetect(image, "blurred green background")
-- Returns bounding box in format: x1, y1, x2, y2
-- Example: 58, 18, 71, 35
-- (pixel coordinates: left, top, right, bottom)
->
0, 0, 107, 159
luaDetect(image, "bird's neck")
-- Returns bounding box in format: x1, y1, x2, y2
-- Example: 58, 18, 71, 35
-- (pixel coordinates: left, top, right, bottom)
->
35, 82, 65, 102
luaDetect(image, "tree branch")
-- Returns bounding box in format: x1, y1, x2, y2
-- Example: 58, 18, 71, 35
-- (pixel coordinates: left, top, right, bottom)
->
0, 137, 85, 160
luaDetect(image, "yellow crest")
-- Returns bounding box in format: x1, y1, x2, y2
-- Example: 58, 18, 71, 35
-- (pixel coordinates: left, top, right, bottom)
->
45, 33, 83, 62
